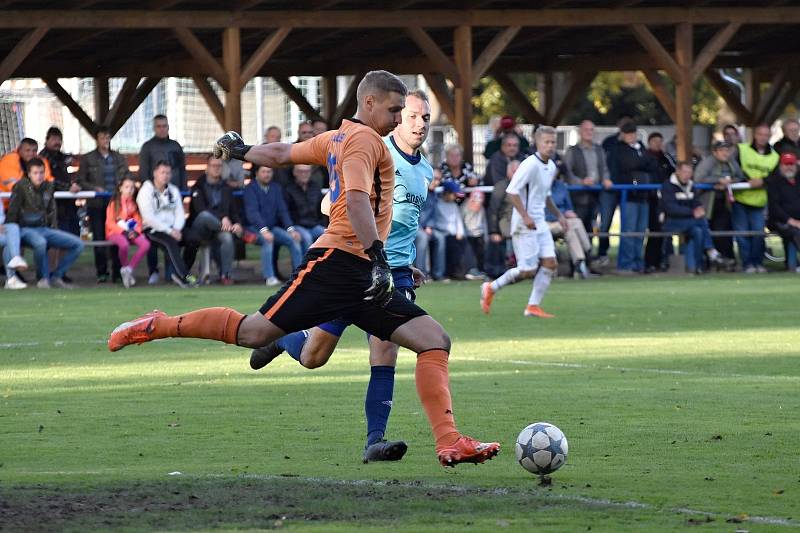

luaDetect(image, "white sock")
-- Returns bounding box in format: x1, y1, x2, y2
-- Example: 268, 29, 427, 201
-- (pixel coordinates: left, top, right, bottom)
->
529, 266, 554, 306
491, 267, 520, 292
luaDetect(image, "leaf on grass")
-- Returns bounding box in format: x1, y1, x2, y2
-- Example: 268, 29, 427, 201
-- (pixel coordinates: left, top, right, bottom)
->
37, 425, 44, 433
168, 423, 180, 428
773, 489, 784, 495
711, 434, 722, 440
704, 477, 714, 481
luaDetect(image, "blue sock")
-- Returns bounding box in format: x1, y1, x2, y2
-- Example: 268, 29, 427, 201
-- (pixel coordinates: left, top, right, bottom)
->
365, 365, 395, 446
275, 330, 308, 364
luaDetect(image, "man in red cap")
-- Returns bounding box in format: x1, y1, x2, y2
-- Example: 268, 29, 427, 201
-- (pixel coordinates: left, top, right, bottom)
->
483, 115, 530, 159
766, 151, 800, 271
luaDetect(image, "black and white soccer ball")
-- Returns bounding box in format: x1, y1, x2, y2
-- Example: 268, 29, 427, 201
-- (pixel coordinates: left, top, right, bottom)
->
515, 422, 568, 475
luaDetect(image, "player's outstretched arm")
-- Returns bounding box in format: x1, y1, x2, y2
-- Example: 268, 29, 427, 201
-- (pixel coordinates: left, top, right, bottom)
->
213, 131, 292, 168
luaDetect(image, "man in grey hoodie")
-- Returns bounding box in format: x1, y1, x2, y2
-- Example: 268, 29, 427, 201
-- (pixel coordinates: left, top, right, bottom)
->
138, 115, 186, 190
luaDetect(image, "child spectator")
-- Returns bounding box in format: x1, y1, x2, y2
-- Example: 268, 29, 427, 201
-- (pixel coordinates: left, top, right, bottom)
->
8, 158, 84, 288
105, 177, 150, 288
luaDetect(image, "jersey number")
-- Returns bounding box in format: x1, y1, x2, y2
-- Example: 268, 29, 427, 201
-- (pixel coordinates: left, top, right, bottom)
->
327, 152, 341, 203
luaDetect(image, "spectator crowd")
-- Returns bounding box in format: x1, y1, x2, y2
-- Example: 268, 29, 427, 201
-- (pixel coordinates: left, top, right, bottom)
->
2, 112, 799, 291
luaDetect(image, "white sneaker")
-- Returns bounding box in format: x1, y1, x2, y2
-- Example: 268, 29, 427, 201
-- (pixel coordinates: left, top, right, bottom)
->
37, 278, 51, 289
265, 276, 281, 287
148, 272, 160, 285
795, 266, 800, 274
755, 265, 768, 274
121, 266, 133, 289
7, 256, 27, 270
51, 277, 75, 289
743, 266, 757, 274
4, 275, 26, 290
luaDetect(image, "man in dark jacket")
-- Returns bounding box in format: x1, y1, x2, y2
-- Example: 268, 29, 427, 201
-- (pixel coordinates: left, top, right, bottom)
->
284, 164, 326, 254
243, 165, 303, 285
484, 133, 526, 187
485, 160, 517, 278
661, 162, 731, 274
644, 131, 676, 272
8, 158, 84, 288
183, 156, 243, 284
613, 122, 657, 273
77, 126, 130, 282
138, 114, 187, 189
766, 152, 800, 270
39, 126, 80, 235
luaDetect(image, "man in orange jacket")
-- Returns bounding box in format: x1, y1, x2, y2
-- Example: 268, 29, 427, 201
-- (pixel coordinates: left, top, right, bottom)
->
0, 138, 53, 200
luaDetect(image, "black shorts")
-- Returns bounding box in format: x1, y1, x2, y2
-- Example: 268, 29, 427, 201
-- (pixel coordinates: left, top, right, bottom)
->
260, 248, 427, 340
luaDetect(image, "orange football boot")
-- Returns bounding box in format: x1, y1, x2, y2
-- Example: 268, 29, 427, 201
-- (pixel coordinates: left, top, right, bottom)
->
480, 282, 495, 314
436, 435, 500, 467
523, 305, 554, 318
108, 310, 167, 352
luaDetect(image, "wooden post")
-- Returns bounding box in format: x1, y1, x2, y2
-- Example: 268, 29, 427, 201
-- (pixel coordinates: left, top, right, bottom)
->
323, 75, 338, 125
94, 76, 109, 124
222, 27, 241, 133
674, 22, 692, 162
453, 25, 473, 162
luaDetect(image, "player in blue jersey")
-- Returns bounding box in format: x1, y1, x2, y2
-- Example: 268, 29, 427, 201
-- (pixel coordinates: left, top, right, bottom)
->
249, 89, 433, 463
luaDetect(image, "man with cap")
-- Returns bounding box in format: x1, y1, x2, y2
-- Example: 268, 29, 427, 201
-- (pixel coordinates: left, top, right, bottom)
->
766, 152, 800, 271
484, 115, 530, 160
694, 139, 745, 264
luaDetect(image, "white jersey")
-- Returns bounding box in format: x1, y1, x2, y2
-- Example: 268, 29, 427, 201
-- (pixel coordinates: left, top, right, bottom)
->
506, 152, 557, 233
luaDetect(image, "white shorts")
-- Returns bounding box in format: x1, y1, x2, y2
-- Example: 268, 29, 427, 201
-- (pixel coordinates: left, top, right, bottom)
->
512, 228, 555, 271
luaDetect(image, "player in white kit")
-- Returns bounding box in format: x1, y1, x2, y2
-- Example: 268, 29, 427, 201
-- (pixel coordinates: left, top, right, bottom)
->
480, 126, 567, 318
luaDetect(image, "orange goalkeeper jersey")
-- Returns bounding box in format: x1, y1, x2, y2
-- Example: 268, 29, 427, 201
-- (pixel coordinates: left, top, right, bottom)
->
289, 118, 395, 259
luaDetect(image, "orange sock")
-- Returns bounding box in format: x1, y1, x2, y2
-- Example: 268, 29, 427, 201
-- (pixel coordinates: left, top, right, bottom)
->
415, 349, 460, 449
152, 307, 245, 345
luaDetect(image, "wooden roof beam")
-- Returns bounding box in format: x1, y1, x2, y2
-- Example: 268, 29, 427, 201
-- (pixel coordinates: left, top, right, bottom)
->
492, 70, 547, 125
192, 75, 225, 129
690, 22, 740, 81
754, 66, 790, 124
332, 74, 361, 127
2, 8, 800, 28
273, 76, 323, 121
629, 24, 681, 81
110, 77, 161, 135
240, 27, 291, 85
103, 76, 140, 129
172, 27, 229, 91
0, 27, 48, 85
406, 27, 460, 84
547, 71, 596, 125
43, 77, 97, 135
641, 69, 677, 122
472, 26, 520, 84
705, 69, 754, 125
423, 73, 455, 122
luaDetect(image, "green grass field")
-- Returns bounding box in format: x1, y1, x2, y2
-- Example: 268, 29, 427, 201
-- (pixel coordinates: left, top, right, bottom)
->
2, 275, 799, 531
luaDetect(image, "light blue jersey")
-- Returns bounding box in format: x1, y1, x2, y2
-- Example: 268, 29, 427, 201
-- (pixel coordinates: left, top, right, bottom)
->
383, 135, 433, 268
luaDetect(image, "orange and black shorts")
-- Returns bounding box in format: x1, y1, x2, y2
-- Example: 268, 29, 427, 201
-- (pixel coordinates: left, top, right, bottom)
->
259, 248, 427, 340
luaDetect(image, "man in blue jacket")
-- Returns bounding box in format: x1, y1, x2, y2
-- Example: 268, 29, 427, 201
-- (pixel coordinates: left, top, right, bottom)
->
243, 165, 303, 286
661, 161, 733, 274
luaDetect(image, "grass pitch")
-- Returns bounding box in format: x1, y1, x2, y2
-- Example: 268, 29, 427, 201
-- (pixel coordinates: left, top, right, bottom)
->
1, 275, 799, 531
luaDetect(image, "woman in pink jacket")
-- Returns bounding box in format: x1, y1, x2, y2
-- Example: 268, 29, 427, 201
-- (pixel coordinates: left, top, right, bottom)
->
105, 177, 150, 288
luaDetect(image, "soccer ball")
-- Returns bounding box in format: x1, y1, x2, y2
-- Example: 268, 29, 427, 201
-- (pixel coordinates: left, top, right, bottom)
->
515, 422, 568, 475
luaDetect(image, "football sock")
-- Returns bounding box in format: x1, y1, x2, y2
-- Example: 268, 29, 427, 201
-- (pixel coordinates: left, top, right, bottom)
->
491, 267, 520, 292
276, 330, 308, 363
365, 365, 395, 446
529, 266, 554, 306
415, 349, 460, 449
152, 307, 245, 345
